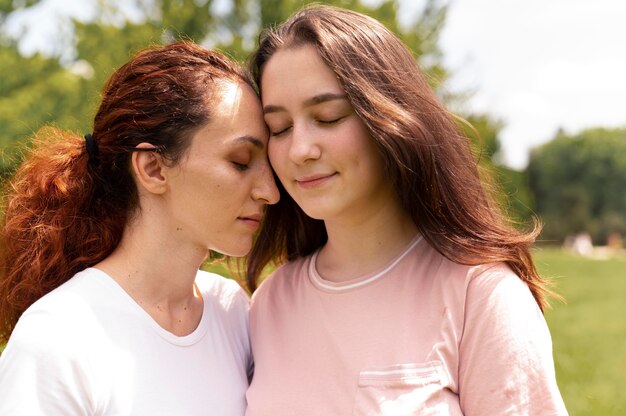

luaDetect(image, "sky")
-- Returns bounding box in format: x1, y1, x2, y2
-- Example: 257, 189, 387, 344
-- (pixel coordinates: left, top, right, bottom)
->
6, 0, 626, 169
430, 0, 626, 168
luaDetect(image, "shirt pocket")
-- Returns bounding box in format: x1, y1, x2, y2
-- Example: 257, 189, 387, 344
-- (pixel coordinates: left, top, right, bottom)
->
352, 361, 447, 416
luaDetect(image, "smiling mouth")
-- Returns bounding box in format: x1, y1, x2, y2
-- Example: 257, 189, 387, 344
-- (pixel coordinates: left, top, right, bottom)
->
296, 173, 336, 189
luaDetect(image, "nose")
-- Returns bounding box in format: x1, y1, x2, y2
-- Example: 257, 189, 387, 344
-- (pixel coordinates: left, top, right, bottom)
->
252, 159, 280, 205
288, 123, 321, 164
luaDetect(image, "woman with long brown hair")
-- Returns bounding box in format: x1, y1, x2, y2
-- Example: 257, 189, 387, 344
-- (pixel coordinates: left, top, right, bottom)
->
0, 41, 278, 414
244, 5, 567, 415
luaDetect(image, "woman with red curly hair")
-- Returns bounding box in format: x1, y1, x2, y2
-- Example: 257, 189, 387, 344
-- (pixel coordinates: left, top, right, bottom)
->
0, 41, 278, 415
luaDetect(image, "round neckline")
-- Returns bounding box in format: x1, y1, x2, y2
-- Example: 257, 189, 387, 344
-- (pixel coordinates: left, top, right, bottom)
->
308, 234, 423, 293
88, 267, 210, 346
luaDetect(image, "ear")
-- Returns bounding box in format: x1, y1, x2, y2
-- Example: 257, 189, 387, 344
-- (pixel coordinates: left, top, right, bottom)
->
132, 143, 167, 195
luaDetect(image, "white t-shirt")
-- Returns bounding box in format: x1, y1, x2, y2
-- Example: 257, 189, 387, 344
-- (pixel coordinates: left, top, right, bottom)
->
246, 235, 568, 415
0, 267, 251, 416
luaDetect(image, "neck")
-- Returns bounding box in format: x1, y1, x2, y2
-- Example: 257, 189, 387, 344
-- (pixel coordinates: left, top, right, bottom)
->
317, 200, 418, 283
96, 208, 206, 336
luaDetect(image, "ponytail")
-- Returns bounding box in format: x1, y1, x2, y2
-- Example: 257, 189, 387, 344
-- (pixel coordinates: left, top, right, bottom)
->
0, 127, 126, 344
0, 41, 255, 344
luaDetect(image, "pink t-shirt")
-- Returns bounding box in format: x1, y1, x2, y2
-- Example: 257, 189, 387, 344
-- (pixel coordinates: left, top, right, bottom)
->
246, 235, 568, 415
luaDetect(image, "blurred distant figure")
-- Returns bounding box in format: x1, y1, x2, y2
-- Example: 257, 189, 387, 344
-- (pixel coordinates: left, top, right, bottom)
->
607, 232, 623, 250
564, 232, 594, 256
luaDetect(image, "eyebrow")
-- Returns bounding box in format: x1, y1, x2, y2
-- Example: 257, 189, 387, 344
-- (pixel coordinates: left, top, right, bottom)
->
233, 135, 264, 149
263, 93, 348, 115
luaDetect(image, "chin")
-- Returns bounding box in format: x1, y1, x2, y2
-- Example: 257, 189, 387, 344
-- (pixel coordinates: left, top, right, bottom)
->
299, 206, 331, 220
213, 242, 253, 258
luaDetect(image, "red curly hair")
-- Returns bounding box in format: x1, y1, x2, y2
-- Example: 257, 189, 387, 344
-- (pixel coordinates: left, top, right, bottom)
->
0, 41, 253, 344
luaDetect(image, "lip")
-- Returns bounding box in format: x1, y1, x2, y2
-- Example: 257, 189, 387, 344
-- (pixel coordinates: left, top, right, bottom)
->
238, 213, 262, 230
295, 173, 337, 189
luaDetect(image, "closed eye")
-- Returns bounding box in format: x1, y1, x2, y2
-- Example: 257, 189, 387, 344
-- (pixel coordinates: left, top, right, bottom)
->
270, 126, 292, 137
318, 116, 344, 125
232, 162, 249, 171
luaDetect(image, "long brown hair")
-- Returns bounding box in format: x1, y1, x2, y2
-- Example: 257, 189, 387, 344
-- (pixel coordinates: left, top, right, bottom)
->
247, 5, 554, 311
0, 41, 253, 343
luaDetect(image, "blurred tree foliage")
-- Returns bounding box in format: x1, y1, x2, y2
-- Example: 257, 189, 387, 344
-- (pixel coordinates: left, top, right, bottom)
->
0, 44, 86, 158
460, 114, 535, 224
0, 0, 40, 21
528, 127, 626, 245
2, 0, 523, 221
0, 0, 454, 170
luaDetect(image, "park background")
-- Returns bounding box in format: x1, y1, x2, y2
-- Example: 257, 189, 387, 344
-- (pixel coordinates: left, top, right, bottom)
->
1, 0, 625, 414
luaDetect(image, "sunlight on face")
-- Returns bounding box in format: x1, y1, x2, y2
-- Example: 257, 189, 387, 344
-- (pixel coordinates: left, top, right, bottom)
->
260, 45, 393, 224
164, 80, 279, 257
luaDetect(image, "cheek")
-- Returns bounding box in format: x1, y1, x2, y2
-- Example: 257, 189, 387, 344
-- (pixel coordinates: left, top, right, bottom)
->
347, 124, 380, 165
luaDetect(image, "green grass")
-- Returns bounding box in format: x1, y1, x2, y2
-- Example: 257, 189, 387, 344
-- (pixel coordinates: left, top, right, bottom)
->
536, 248, 626, 416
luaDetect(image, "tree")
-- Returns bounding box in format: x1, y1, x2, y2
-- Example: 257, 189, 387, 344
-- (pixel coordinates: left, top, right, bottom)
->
0, 0, 40, 25
528, 127, 626, 244
3, 0, 523, 224
0, 0, 53, 172
5, 0, 513, 219
1, 0, 451, 142
0, 44, 87, 166
72, 0, 452, 145
458, 114, 535, 224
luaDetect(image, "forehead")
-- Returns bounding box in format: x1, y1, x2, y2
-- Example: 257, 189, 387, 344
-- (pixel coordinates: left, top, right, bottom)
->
260, 44, 342, 96
191, 80, 267, 146
210, 80, 262, 120
214, 80, 248, 111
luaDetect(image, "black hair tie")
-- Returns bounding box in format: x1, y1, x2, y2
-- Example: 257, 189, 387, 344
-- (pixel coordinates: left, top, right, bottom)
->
84, 133, 100, 164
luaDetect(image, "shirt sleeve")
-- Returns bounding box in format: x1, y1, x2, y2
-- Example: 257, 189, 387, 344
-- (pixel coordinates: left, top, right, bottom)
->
458, 265, 568, 415
233, 285, 254, 384
0, 312, 94, 416
218, 276, 254, 385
